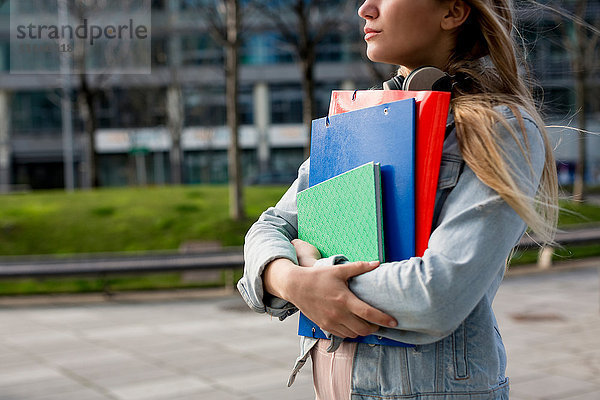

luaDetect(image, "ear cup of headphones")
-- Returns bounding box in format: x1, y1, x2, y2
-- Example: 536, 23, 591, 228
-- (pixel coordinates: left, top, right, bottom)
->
383, 75, 405, 90
403, 66, 452, 91
383, 66, 453, 92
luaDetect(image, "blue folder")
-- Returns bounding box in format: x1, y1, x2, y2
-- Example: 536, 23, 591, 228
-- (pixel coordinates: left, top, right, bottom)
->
309, 98, 416, 262
299, 99, 416, 347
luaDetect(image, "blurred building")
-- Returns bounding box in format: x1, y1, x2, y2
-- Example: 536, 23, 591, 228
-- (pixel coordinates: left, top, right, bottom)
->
0, 0, 598, 190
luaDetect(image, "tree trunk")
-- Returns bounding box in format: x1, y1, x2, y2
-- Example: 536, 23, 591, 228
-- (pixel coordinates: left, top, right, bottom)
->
572, 0, 588, 202
226, 0, 244, 220
0, 90, 10, 194
301, 55, 316, 160
78, 73, 98, 188
572, 68, 587, 202
167, 85, 184, 185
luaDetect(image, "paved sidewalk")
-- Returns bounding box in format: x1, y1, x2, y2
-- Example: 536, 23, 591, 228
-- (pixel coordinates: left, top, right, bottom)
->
0, 267, 599, 400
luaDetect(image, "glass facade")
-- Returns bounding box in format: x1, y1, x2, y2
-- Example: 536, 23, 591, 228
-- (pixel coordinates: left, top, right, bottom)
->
181, 34, 224, 66
12, 91, 63, 134
241, 32, 294, 65
0, 0, 598, 189
270, 83, 303, 124
0, 41, 9, 72
185, 149, 259, 184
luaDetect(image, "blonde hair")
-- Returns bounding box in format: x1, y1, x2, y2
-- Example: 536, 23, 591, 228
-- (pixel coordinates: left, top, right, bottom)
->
402, 0, 558, 243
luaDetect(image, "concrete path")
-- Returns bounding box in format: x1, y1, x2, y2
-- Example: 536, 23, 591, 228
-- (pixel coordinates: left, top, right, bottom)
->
0, 267, 599, 400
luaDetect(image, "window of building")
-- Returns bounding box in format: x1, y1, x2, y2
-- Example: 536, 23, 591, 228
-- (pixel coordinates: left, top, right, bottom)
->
179, 0, 221, 10
184, 149, 228, 184
239, 85, 254, 125
12, 91, 62, 134
96, 90, 117, 129
270, 83, 303, 124
181, 34, 224, 66
316, 33, 343, 62
183, 84, 253, 127
152, 0, 166, 10
12, 0, 54, 14
0, 41, 8, 72
98, 88, 166, 129
241, 32, 294, 65
270, 148, 304, 177
314, 81, 344, 118
184, 86, 226, 126
534, 22, 570, 80
186, 149, 260, 185
151, 38, 168, 67
537, 87, 573, 115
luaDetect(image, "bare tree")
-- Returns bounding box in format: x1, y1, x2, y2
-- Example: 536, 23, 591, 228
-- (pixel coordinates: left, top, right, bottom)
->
0, 1, 9, 193
161, 1, 185, 186
75, 63, 100, 188
167, 81, 184, 185
544, 0, 600, 201
0, 91, 9, 194
250, 0, 357, 157
60, 0, 153, 189
192, 0, 245, 220
70, 0, 104, 188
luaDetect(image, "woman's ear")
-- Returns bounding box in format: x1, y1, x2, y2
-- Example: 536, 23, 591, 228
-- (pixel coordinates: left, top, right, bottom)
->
441, 0, 471, 31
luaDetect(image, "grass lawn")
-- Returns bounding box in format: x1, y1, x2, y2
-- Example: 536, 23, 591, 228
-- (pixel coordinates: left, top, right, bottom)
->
510, 243, 600, 266
558, 199, 600, 226
507, 198, 600, 266
0, 186, 598, 295
0, 185, 288, 256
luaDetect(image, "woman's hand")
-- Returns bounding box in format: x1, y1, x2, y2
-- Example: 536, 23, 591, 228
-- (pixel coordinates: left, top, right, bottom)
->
291, 238, 321, 267
264, 258, 398, 338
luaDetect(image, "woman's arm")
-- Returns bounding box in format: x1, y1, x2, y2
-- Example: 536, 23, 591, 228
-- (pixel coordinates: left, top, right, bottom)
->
264, 256, 398, 338
237, 160, 397, 338
240, 110, 544, 344
346, 113, 547, 344
237, 161, 308, 317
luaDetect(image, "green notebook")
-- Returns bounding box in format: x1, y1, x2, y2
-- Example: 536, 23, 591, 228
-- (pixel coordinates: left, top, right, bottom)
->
297, 161, 384, 262
297, 162, 412, 347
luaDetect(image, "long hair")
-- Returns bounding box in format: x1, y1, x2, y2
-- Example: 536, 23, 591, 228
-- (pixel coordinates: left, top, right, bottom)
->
402, 0, 558, 244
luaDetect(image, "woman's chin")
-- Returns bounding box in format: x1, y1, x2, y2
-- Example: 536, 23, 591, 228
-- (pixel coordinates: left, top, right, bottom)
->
365, 49, 383, 64
366, 48, 399, 66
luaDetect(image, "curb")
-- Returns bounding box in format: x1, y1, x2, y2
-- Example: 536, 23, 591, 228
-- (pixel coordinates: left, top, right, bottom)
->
0, 287, 238, 308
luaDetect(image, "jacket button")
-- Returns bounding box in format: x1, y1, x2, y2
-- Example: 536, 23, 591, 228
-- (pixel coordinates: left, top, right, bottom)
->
368, 343, 376, 347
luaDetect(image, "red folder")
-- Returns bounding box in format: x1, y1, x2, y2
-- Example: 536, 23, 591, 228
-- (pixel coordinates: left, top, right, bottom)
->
329, 91, 450, 257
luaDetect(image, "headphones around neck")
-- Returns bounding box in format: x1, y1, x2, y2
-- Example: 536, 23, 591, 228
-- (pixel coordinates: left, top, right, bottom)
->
383, 66, 453, 92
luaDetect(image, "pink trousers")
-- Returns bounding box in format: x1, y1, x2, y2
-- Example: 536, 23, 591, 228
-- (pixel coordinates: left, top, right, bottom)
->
311, 339, 357, 400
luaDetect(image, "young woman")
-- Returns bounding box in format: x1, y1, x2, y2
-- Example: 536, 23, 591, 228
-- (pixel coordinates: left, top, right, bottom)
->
238, 0, 558, 398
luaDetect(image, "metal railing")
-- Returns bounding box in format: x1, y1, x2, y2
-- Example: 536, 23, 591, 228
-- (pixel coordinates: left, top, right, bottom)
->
0, 227, 598, 283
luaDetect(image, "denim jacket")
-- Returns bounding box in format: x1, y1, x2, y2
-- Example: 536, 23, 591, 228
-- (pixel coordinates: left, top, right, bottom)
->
237, 106, 546, 399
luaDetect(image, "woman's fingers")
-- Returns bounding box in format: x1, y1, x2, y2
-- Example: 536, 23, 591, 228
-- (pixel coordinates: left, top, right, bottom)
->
291, 239, 322, 267
327, 324, 356, 339
287, 260, 397, 338
346, 293, 398, 328
334, 261, 398, 328
343, 315, 381, 337
336, 260, 380, 280
315, 313, 379, 339
305, 289, 396, 336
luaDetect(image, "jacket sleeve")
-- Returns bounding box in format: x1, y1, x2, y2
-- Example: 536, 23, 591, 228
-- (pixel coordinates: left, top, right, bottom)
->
236, 159, 310, 319
348, 112, 547, 344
